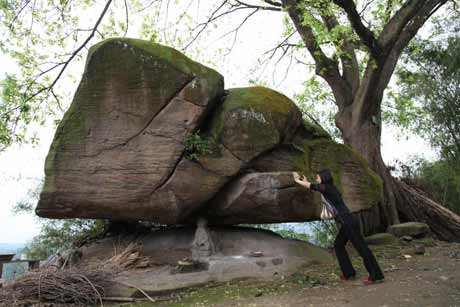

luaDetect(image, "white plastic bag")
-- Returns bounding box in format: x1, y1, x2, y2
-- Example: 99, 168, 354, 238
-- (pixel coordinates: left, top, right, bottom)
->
320, 194, 336, 220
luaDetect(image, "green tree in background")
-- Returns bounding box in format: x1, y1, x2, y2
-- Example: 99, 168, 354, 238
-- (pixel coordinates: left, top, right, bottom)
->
394, 20, 460, 165
415, 160, 460, 214
13, 181, 104, 259
394, 157, 460, 215
305, 221, 337, 248
385, 13, 460, 215
21, 219, 104, 260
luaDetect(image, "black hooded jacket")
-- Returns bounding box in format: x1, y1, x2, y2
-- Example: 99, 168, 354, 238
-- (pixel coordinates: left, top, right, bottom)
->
310, 169, 351, 218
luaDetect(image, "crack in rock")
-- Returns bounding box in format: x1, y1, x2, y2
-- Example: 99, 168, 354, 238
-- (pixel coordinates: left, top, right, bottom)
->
84, 76, 197, 158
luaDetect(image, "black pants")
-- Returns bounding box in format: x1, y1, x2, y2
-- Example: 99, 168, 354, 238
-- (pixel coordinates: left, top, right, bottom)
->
334, 214, 384, 281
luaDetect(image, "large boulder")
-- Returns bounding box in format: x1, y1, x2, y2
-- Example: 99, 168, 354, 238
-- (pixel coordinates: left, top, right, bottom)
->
37, 38, 383, 225
188, 88, 382, 224
37, 38, 224, 220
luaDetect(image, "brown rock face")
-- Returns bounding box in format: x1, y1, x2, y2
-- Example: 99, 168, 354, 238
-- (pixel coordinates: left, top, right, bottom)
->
37, 38, 383, 225
204, 172, 316, 225
147, 87, 304, 223
37, 38, 224, 221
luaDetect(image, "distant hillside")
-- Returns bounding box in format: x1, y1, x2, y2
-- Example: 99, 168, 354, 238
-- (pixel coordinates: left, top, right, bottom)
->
0, 243, 25, 255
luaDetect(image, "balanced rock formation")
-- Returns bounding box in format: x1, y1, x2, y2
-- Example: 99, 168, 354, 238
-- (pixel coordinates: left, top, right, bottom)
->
37, 38, 383, 225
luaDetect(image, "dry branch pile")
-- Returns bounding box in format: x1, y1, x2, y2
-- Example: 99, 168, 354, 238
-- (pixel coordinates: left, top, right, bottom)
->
1, 269, 113, 305
105, 242, 150, 271
0, 241, 152, 306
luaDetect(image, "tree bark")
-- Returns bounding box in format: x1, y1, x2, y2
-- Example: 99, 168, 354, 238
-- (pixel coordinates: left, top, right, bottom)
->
336, 104, 400, 235
396, 181, 460, 242
337, 97, 460, 242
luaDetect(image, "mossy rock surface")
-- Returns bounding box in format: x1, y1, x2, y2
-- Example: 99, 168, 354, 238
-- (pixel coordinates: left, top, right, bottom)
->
206, 87, 302, 162
387, 222, 431, 238
244, 138, 383, 218
37, 38, 224, 221
296, 139, 382, 211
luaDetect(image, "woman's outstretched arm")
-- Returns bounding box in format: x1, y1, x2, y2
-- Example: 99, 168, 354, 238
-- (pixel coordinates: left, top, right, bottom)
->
293, 172, 326, 192
293, 172, 312, 189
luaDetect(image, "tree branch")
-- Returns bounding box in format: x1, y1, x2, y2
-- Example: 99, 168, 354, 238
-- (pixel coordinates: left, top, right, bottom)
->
333, 0, 381, 56
17, 0, 113, 107
214, 8, 260, 55
235, 0, 282, 11
8, 0, 33, 30
262, 31, 296, 56
379, 0, 450, 56
378, 0, 428, 50
123, 0, 129, 37
262, 0, 282, 7
354, 0, 447, 124
282, 0, 352, 108
390, 0, 447, 54
320, 12, 360, 97
135, 0, 160, 13
184, 0, 280, 50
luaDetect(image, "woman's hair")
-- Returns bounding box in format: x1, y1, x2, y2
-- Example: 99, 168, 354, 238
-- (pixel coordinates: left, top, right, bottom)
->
318, 169, 334, 184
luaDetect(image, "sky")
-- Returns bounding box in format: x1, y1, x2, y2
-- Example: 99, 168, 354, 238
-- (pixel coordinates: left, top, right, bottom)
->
0, 2, 438, 244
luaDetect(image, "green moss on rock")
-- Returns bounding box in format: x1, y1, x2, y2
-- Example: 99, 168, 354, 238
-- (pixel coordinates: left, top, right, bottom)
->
387, 222, 430, 238
208, 87, 298, 138
205, 87, 301, 161
87, 38, 223, 89
302, 119, 330, 139
291, 138, 383, 208
42, 37, 224, 197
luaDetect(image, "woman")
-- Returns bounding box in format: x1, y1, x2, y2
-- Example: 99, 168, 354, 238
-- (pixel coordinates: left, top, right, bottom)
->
293, 169, 384, 285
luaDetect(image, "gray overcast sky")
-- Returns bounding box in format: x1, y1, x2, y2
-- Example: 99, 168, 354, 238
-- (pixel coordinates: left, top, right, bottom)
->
0, 2, 437, 244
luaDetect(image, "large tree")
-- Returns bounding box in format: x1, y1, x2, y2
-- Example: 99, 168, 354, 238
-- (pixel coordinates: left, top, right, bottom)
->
1, 0, 460, 240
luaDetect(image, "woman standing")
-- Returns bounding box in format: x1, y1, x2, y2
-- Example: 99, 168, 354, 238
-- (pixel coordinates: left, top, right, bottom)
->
293, 169, 384, 285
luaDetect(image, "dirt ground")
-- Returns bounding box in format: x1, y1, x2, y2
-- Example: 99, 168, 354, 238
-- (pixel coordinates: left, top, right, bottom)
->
3, 238, 460, 307
135, 238, 460, 307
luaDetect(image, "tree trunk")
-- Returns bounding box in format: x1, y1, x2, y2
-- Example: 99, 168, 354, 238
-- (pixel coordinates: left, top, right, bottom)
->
337, 107, 400, 235
337, 103, 460, 242
396, 181, 460, 242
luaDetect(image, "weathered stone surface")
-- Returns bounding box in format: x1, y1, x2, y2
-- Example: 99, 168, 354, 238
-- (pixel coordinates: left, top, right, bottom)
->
78, 226, 331, 295
387, 222, 431, 238
205, 166, 380, 225
206, 87, 303, 162
37, 39, 383, 225
147, 86, 302, 223
248, 138, 383, 214
204, 172, 315, 224
203, 136, 383, 224
37, 38, 224, 220
365, 233, 398, 245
